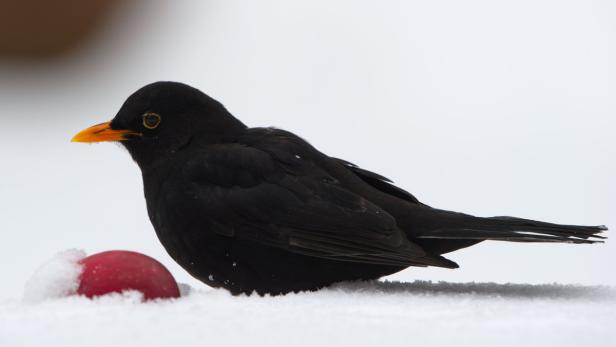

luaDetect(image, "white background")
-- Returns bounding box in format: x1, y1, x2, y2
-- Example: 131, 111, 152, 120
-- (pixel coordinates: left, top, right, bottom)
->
0, 0, 614, 301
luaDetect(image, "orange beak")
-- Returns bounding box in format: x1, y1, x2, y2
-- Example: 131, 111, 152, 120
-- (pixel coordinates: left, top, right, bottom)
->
71, 121, 141, 143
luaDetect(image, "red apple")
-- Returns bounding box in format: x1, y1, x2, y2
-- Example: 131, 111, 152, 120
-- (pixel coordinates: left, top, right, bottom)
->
76, 250, 180, 300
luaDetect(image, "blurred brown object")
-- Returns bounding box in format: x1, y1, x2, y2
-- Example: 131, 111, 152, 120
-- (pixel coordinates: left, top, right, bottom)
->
0, 0, 119, 58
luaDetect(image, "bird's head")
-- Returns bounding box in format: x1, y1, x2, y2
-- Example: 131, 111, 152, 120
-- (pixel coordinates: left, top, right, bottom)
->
72, 81, 246, 168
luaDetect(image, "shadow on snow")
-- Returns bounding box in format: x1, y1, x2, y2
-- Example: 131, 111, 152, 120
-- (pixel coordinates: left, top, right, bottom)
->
329, 280, 615, 300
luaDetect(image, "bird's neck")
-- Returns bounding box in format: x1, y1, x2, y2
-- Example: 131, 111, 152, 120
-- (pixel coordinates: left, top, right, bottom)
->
136, 128, 248, 174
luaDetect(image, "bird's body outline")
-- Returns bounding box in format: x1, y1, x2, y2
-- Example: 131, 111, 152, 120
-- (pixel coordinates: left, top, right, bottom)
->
72, 81, 606, 295
141, 126, 457, 294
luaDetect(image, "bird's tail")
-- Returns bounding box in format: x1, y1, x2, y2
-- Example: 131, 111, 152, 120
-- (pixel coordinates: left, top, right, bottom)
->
414, 210, 607, 245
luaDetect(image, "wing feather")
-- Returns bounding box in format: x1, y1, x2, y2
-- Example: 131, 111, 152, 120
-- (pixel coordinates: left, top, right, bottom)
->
181, 141, 456, 268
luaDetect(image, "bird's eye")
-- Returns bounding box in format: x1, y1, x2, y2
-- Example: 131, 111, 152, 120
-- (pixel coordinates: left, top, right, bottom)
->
142, 112, 161, 129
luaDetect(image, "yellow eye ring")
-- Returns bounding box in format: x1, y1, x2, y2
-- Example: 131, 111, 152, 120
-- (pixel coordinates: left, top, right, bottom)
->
143, 112, 161, 129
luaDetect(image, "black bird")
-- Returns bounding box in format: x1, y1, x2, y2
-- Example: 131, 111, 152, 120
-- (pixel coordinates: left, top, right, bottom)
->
73, 82, 606, 295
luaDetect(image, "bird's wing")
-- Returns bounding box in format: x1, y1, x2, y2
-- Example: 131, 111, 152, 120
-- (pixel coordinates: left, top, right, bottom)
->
332, 158, 422, 205
181, 143, 456, 268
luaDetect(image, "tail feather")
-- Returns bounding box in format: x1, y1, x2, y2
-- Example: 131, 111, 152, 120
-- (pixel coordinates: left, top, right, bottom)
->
415, 214, 607, 244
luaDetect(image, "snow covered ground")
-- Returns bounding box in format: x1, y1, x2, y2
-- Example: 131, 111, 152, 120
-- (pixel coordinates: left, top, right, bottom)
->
2, 251, 615, 347
2, 281, 614, 347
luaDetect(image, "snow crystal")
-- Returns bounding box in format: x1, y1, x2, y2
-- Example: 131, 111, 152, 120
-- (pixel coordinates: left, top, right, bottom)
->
23, 249, 86, 303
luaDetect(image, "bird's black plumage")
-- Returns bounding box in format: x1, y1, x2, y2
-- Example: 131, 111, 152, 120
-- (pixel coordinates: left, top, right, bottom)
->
74, 81, 607, 295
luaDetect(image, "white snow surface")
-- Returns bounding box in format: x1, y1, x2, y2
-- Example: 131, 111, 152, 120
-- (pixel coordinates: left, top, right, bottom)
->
2, 280, 615, 347
22, 249, 86, 303
3, 250, 616, 346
